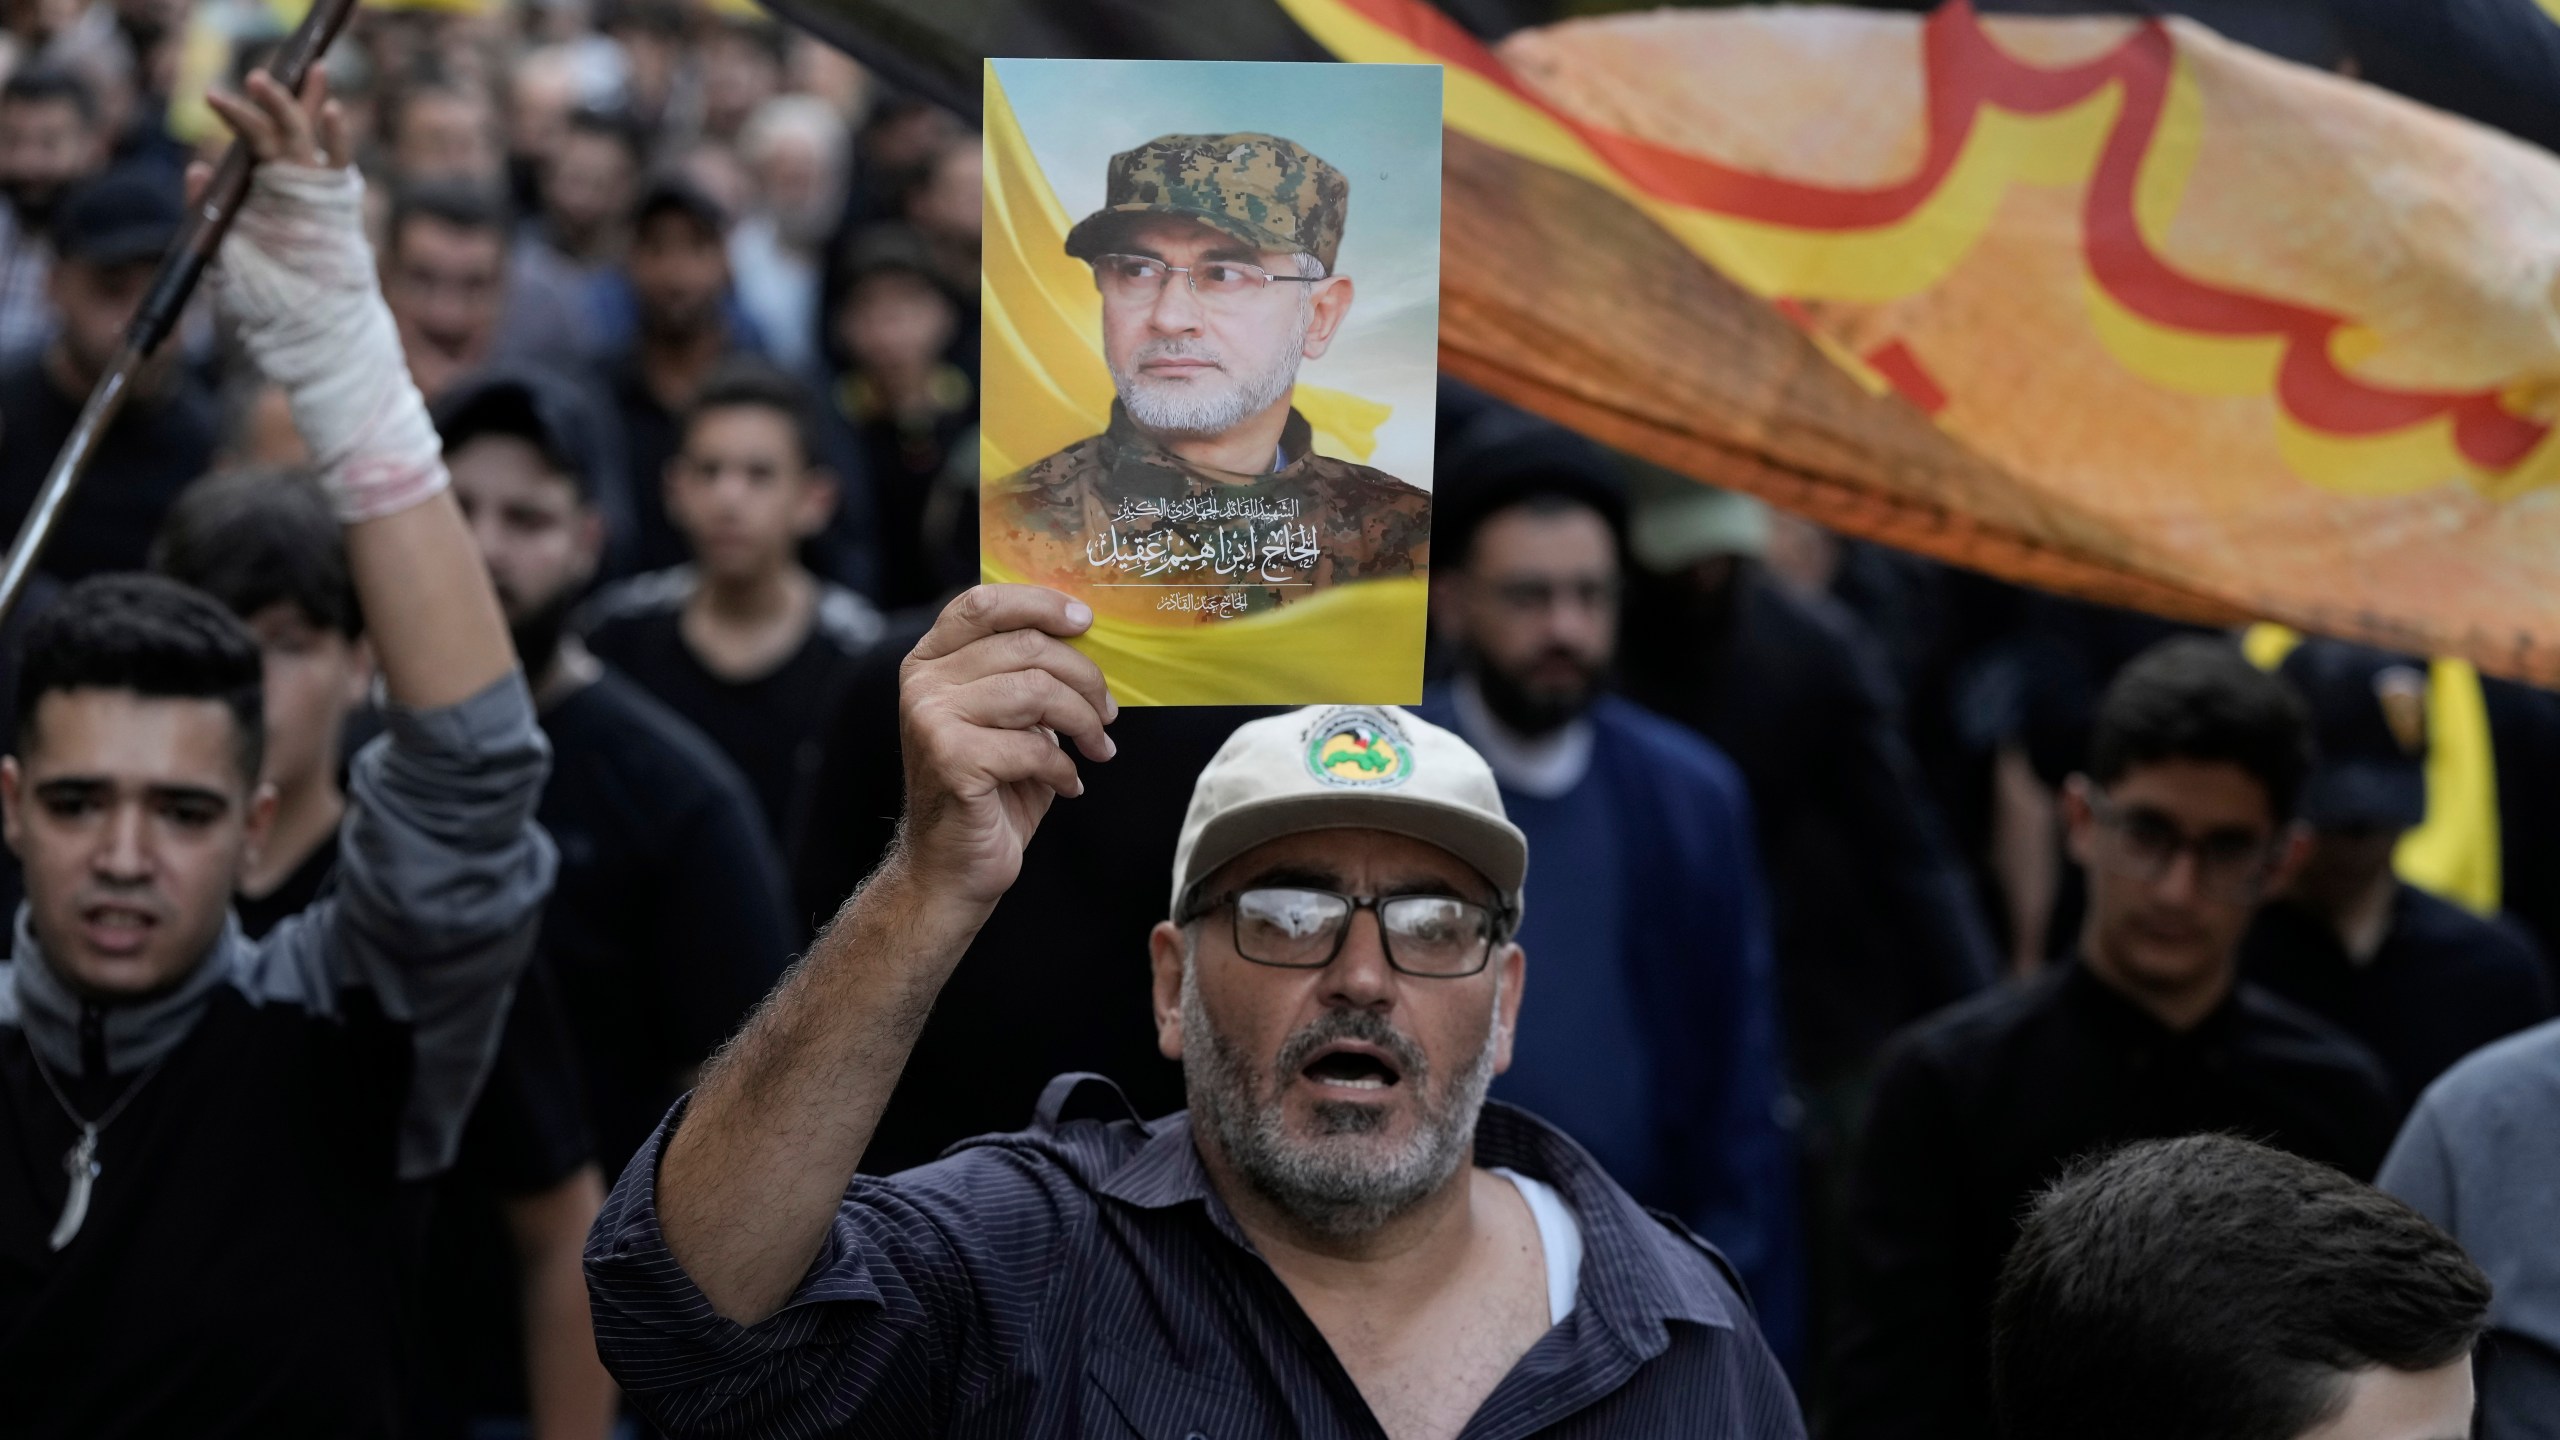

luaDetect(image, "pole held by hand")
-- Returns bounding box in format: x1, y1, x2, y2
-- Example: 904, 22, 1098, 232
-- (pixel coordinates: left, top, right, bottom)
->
0, 0, 366, 628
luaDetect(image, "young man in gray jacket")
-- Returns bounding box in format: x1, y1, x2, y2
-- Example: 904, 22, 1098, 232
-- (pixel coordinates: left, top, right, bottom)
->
0, 71, 554, 1435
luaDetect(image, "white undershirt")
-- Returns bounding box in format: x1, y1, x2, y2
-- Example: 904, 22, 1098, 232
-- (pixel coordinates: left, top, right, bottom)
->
1452, 672, 1595, 799
1494, 1167, 1584, 1327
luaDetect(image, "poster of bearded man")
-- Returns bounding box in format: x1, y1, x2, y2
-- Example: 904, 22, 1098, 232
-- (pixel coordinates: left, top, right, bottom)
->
980, 59, 1442, 706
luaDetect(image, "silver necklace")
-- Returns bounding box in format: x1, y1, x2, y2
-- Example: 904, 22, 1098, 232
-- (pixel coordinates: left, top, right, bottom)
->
25, 1043, 172, 1251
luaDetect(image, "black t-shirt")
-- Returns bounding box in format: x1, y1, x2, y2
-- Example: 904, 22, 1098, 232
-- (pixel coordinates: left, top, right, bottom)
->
412, 959, 596, 1434
1830, 962, 2397, 1440
584, 572, 881, 847
0, 356, 217, 583
536, 671, 797, 1176
2243, 883, 2558, 1109
227, 830, 597, 1432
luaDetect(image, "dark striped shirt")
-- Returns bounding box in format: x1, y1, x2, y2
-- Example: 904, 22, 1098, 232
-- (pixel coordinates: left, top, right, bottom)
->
587, 1074, 1807, 1438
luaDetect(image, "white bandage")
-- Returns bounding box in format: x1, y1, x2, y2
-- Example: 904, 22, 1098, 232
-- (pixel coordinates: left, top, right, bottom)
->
213, 164, 450, 523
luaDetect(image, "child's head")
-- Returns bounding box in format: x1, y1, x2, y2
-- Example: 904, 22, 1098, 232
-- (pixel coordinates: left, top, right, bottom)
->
666, 360, 836, 585
150, 468, 372, 801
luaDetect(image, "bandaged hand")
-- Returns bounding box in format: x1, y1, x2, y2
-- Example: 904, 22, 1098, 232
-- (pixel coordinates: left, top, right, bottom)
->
201, 71, 449, 524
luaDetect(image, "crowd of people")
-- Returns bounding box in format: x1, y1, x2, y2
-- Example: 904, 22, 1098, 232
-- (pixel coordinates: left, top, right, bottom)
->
5, 0, 2560, 1436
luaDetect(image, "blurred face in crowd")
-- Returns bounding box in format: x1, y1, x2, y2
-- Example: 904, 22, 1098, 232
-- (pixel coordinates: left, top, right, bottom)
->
701, 28, 783, 140
449, 435, 603, 671
4, 692, 274, 999
2064, 761, 2304, 1021
244, 604, 370, 805
665, 403, 833, 586
47, 256, 155, 387
1151, 829, 1524, 1238
393, 86, 503, 189
507, 51, 578, 169
838, 267, 954, 378
790, 41, 870, 119
385, 214, 505, 397
1439, 502, 1618, 737
2281, 819, 2405, 919
1098, 216, 1349, 447
628, 210, 730, 340
0, 94, 103, 221
748, 121, 840, 248
544, 127, 636, 256
906, 142, 981, 246
2297, 1361, 2474, 1440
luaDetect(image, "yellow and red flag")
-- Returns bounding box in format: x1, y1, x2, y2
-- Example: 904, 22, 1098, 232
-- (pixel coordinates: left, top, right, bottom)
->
767, 0, 2560, 684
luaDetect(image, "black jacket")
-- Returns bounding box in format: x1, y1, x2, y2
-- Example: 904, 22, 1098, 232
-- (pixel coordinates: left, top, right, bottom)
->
0, 677, 553, 1438
1826, 960, 2397, 1440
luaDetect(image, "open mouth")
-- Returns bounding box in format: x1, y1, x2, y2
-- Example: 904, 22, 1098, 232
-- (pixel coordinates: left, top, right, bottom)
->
80, 904, 158, 956
1300, 1043, 1405, 1094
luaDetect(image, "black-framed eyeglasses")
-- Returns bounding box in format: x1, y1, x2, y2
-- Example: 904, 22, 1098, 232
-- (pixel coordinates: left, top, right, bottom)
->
1090, 253, 1325, 310
1187, 887, 1509, 978
2087, 790, 2281, 902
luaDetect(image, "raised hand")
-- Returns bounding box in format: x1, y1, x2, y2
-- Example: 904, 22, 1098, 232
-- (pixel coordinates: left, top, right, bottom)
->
895, 584, 1118, 909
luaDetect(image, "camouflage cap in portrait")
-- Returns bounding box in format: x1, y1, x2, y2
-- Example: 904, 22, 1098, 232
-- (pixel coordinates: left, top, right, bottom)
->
1062, 133, 1351, 274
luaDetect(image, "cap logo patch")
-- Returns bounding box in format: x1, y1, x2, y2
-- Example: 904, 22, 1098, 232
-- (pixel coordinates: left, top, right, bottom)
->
1306, 709, 1411, 789
2375, 666, 2430, 756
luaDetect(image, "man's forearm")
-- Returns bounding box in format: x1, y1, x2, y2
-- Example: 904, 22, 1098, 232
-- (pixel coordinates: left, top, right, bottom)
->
656, 854, 993, 1324
345, 497, 515, 710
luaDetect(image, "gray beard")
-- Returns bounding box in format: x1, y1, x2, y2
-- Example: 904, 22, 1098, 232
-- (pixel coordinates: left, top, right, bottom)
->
1180, 959, 1502, 1240
1110, 302, 1313, 444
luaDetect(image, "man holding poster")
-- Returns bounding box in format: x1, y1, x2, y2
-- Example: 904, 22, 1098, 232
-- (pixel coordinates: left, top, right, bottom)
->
983, 131, 1431, 624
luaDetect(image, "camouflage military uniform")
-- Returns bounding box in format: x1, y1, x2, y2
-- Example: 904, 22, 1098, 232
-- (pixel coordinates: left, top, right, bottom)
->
984, 403, 1430, 620
987, 131, 1426, 622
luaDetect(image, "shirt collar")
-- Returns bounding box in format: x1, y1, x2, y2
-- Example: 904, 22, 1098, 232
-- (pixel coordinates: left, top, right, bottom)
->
10, 905, 241, 1078
1448, 673, 1597, 799
1102, 401, 1316, 475
2059, 953, 2243, 1050
1094, 1098, 1736, 1349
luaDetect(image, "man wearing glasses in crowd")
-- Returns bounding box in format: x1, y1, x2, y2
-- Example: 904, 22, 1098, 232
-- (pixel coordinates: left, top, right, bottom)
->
1826, 635, 2399, 1440
980, 133, 1431, 616
587, 587, 1804, 1437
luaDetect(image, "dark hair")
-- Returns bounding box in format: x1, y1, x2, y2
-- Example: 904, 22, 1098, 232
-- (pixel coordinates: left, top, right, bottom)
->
684, 358, 822, 471
1434, 408, 1628, 573
709, 15, 789, 66
600, 0, 689, 39
152, 468, 363, 640
1993, 1135, 2489, 1440
2, 66, 99, 128
387, 180, 509, 253
380, 65, 495, 152
562, 104, 645, 167
14, 575, 266, 784
2087, 635, 2312, 821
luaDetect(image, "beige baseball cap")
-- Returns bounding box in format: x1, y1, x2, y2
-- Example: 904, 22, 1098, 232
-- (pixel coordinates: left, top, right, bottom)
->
1170, 705, 1529, 922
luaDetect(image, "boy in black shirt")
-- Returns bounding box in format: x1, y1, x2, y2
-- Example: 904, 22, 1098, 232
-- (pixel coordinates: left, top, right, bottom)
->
150, 468, 371, 935
1830, 637, 2399, 1440
151, 465, 614, 1437
437, 365, 797, 1173
585, 359, 881, 846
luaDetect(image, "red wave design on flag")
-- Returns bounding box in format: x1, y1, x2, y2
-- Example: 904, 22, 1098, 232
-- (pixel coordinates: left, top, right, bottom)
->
1339, 0, 2549, 469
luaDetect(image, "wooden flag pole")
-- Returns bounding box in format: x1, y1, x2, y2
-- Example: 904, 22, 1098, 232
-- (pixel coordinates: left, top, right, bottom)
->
0, 0, 365, 628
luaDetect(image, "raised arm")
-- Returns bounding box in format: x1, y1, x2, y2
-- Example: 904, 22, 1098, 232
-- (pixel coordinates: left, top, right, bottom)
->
198, 71, 512, 708
652, 584, 1115, 1324
203, 73, 554, 1184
